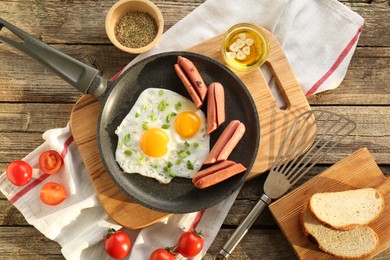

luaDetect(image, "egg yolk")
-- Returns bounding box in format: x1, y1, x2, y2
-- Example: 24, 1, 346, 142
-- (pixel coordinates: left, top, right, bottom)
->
175, 111, 201, 138
140, 128, 169, 157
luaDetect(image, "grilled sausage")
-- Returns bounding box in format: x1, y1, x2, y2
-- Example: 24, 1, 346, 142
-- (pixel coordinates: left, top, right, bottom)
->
214, 83, 226, 126
192, 160, 235, 184
207, 82, 225, 134
203, 120, 246, 164
193, 161, 247, 189
217, 122, 245, 161
174, 64, 202, 108
177, 56, 207, 103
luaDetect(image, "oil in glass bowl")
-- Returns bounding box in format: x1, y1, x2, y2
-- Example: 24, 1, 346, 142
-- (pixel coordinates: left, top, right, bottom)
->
222, 23, 270, 71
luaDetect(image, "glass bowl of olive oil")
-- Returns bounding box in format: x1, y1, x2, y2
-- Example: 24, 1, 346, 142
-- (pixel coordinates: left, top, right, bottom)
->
221, 23, 270, 71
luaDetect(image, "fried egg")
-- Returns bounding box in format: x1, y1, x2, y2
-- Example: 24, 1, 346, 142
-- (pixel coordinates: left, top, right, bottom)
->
115, 88, 210, 183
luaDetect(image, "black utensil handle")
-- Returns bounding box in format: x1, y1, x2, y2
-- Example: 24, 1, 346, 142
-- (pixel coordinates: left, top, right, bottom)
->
0, 18, 107, 98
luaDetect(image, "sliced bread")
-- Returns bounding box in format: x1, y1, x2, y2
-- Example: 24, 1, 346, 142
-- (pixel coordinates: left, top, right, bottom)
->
301, 205, 379, 259
309, 188, 384, 230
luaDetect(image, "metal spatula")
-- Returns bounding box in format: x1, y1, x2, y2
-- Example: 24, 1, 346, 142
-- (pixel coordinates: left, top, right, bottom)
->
216, 110, 356, 259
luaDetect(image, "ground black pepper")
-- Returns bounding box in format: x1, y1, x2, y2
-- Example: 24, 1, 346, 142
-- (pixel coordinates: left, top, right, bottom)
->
114, 11, 157, 49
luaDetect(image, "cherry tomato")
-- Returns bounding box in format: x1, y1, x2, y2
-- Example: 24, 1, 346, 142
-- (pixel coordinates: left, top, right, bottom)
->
149, 248, 175, 260
104, 229, 131, 259
40, 182, 67, 206
177, 230, 204, 258
6, 160, 33, 186
39, 150, 63, 174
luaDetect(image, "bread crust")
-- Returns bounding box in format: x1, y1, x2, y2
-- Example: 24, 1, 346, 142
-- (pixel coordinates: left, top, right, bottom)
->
300, 204, 320, 246
308, 188, 384, 231
300, 203, 379, 259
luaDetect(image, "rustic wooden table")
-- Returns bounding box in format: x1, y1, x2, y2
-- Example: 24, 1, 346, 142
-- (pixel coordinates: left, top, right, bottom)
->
0, 0, 389, 259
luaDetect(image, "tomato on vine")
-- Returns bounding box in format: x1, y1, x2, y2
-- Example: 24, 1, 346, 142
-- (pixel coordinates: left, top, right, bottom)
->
104, 229, 131, 259
149, 247, 175, 260
177, 229, 204, 258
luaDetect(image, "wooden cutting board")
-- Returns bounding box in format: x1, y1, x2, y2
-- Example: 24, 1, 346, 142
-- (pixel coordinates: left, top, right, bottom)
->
269, 148, 390, 259
188, 30, 311, 179
70, 27, 311, 229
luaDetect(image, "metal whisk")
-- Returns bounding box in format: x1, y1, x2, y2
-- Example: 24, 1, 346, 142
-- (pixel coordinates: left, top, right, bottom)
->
216, 109, 356, 259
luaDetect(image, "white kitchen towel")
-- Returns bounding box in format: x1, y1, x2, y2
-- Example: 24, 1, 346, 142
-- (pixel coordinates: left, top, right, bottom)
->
0, 0, 364, 259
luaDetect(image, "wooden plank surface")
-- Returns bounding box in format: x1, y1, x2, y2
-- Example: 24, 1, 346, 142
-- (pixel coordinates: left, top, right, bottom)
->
0, 0, 389, 259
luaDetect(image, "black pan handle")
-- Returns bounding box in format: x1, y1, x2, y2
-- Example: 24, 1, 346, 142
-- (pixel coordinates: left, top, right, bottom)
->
0, 18, 107, 98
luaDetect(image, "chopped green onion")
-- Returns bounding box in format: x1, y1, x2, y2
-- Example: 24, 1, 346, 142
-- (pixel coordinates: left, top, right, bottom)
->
184, 141, 190, 147
166, 112, 177, 123
152, 164, 158, 169
161, 124, 170, 129
177, 150, 187, 158
142, 104, 148, 111
176, 159, 181, 165
135, 112, 141, 118
186, 150, 192, 155
124, 133, 131, 142
163, 166, 174, 177
158, 99, 169, 111
175, 101, 182, 110
187, 160, 194, 170
142, 122, 149, 130
194, 142, 199, 148
138, 156, 145, 164
159, 89, 164, 96
167, 161, 173, 168
124, 150, 133, 156
149, 112, 154, 120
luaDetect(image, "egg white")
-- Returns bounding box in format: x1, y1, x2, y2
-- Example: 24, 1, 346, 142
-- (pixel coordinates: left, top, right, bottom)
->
115, 88, 209, 183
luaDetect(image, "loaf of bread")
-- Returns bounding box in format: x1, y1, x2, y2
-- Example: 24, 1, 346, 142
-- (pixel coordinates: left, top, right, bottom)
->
301, 205, 379, 259
309, 188, 384, 230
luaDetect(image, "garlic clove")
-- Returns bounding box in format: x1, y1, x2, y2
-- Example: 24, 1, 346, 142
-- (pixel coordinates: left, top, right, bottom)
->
236, 38, 245, 49
226, 51, 236, 60
245, 38, 254, 46
236, 50, 246, 60
239, 33, 246, 40
242, 46, 250, 55
229, 41, 239, 52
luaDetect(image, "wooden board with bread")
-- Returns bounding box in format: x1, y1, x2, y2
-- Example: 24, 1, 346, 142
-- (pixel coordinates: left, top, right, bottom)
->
301, 188, 384, 258
269, 148, 390, 259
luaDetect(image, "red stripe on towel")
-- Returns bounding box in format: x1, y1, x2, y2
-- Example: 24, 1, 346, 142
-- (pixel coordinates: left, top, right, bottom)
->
61, 135, 74, 158
305, 25, 363, 97
190, 210, 205, 230
9, 135, 74, 204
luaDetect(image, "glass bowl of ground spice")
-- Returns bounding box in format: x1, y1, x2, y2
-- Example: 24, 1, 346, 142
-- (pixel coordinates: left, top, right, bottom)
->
106, 0, 164, 54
